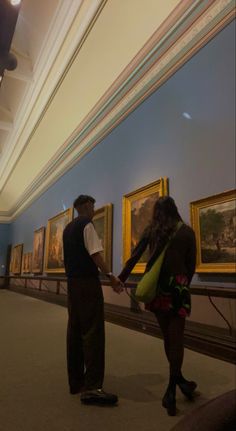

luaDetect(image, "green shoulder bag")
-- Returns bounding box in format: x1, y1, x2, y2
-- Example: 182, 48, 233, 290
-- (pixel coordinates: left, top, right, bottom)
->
135, 222, 183, 304
134, 244, 168, 303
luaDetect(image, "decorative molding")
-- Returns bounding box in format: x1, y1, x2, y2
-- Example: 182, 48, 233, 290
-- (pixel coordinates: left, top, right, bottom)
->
0, 121, 13, 132
0, 215, 11, 222
0, 105, 12, 119
5, 69, 33, 83
0, 0, 235, 222
0, 0, 104, 191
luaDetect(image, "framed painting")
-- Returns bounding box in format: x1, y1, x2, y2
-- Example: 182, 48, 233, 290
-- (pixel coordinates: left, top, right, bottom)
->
22, 252, 32, 274
123, 177, 168, 273
9, 247, 14, 273
32, 227, 45, 273
44, 208, 73, 273
22, 253, 27, 273
93, 204, 113, 271
191, 189, 236, 273
12, 243, 23, 274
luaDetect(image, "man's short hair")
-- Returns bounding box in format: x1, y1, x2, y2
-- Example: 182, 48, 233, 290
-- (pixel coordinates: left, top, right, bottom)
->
73, 195, 95, 209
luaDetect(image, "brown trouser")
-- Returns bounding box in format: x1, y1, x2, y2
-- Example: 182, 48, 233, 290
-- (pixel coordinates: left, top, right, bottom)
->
67, 277, 105, 391
155, 311, 185, 378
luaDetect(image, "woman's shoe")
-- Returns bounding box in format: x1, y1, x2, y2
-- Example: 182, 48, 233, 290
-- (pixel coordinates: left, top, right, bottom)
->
162, 386, 176, 416
177, 380, 197, 400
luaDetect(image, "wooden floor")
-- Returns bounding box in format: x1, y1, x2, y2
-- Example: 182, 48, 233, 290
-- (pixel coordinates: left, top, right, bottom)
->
0, 289, 235, 431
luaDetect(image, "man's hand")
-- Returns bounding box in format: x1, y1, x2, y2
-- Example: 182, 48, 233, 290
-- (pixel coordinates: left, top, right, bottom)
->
110, 275, 124, 294
90, 252, 124, 293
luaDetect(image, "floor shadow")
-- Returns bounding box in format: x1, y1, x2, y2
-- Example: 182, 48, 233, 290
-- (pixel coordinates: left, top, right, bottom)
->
105, 373, 166, 403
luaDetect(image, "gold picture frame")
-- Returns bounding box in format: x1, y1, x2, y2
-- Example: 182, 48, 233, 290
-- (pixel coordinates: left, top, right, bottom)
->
32, 227, 45, 273
9, 247, 14, 273
22, 252, 32, 274
93, 204, 113, 272
44, 208, 73, 273
123, 177, 169, 273
11, 243, 23, 274
190, 189, 236, 273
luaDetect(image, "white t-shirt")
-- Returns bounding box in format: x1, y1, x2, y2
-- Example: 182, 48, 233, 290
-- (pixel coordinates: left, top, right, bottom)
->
83, 222, 103, 256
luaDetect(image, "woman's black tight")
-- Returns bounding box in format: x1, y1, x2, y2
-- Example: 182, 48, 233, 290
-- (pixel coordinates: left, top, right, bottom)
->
155, 311, 185, 379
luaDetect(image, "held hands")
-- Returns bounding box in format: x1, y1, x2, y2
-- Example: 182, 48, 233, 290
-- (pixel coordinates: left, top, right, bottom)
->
110, 274, 124, 294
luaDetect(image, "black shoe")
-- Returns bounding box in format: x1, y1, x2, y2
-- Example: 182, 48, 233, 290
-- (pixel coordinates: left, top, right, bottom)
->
162, 387, 176, 416
177, 380, 197, 400
80, 389, 118, 406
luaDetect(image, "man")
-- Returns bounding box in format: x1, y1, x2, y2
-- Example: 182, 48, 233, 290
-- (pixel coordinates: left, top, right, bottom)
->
63, 195, 123, 406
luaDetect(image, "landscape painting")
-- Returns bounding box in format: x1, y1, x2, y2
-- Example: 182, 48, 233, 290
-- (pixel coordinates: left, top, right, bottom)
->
93, 204, 113, 272
44, 208, 73, 273
32, 227, 45, 273
12, 243, 23, 274
191, 190, 236, 272
22, 252, 32, 274
123, 178, 168, 273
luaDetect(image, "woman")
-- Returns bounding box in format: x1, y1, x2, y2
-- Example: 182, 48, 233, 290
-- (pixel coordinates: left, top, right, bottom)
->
118, 196, 197, 416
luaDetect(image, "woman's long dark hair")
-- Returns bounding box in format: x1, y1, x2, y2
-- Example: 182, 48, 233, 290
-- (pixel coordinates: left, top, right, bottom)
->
147, 196, 182, 253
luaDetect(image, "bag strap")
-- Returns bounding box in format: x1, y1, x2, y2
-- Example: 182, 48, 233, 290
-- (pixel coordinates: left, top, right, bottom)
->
170, 220, 183, 241
161, 220, 183, 253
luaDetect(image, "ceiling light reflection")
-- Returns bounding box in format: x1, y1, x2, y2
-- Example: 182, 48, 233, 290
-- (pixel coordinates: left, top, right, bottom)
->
182, 112, 192, 120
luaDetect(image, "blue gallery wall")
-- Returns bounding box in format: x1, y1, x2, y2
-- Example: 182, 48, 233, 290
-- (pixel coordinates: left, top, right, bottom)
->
5, 21, 236, 284
0, 224, 10, 275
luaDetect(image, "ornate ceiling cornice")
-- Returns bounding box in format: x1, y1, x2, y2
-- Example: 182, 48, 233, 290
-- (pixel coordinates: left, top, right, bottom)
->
0, 0, 235, 222
0, 0, 104, 190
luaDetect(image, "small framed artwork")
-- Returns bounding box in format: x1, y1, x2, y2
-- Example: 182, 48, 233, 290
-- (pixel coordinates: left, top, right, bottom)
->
12, 243, 23, 274
93, 204, 113, 272
123, 177, 168, 273
44, 208, 73, 273
22, 253, 27, 274
9, 247, 14, 273
32, 227, 45, 273
191, 189, 236, 273
22, 252, 32, 274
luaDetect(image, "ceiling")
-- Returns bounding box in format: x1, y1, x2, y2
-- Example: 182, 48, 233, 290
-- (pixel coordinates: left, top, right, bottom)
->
0, 0, 84, 169
0, 0, 19, 79
0, 0, 235, 222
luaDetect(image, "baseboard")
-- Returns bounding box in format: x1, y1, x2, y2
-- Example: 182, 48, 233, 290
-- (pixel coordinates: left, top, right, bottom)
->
7, 284, 236, 364
104, 303, 236, 364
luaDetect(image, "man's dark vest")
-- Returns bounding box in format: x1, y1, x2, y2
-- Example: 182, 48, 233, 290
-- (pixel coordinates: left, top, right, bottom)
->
63, 216, 99, 278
